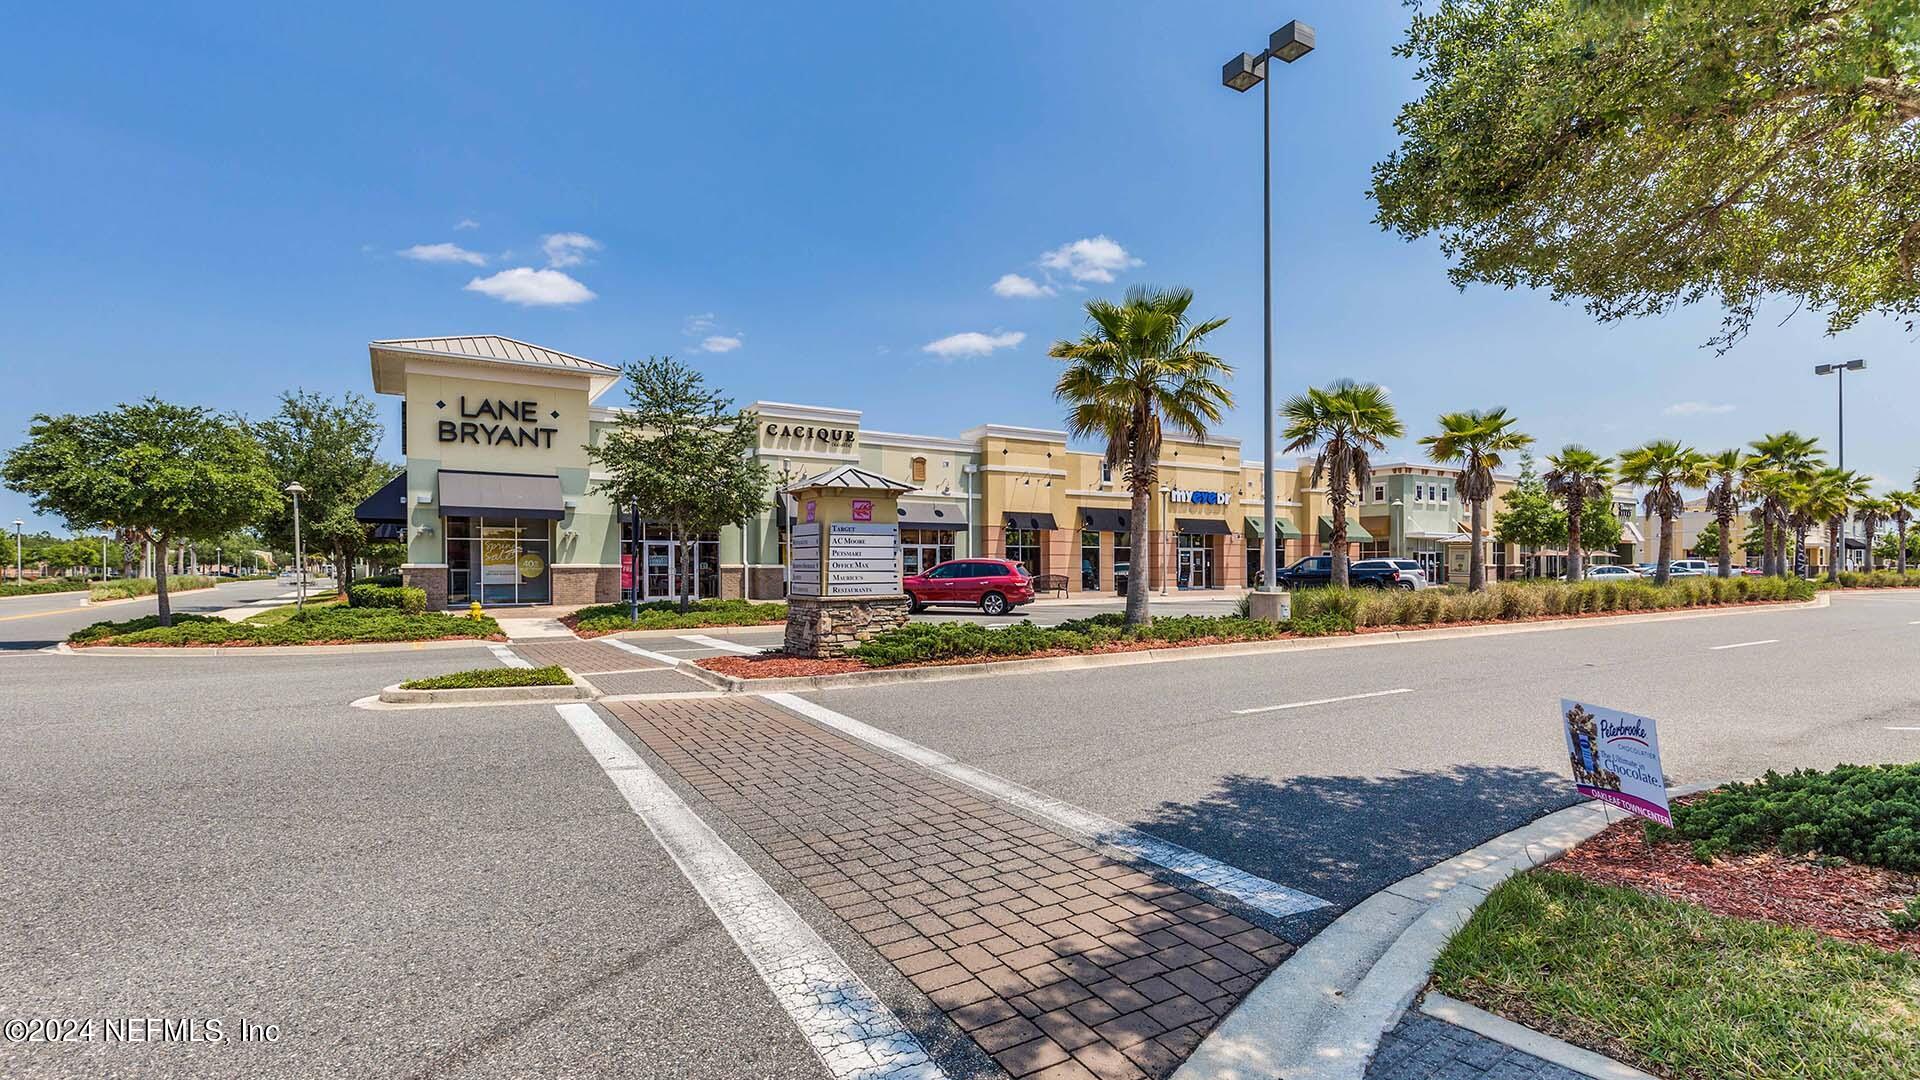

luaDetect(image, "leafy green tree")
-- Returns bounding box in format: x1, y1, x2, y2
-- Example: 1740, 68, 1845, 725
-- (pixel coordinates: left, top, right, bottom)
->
1700, 448, 1753, 579
2, 399, 278, 623
1618, 439, 1708, 584
1052, 286, 1233, 626
1372, 0, 1920, 350
253, 390, 390, 590
1280, 381, 1404, 588
1495, 453, 1566, 575
1421, 408, 1533, 591
1544, 445, 1612, 580
1578, 495, 1625, 556
589, 356, 771, 615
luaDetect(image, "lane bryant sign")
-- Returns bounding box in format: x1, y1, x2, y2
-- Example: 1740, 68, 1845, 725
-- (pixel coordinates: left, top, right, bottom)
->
764, 422, 857, 446
438, 396, 560, 449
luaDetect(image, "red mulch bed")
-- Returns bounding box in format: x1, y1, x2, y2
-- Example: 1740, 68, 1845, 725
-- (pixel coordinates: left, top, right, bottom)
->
1557, 811, 1920, 954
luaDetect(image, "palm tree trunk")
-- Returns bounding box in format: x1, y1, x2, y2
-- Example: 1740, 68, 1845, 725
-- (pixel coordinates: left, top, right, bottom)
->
1468, 498, 1487, 592
1865, 524, 1877, 572
1655, 516, 1672, 585
1566, 505, 1584, 582
1827, 520, 1842, 582
1900, 522, 1910, 574
1125, 478, 1151, 627
1331, 497, 1350, 589
1717, 511, 1733, 578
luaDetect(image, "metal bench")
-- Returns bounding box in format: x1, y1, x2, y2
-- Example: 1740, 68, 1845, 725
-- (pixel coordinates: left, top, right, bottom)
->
1033, 574, 1069, 598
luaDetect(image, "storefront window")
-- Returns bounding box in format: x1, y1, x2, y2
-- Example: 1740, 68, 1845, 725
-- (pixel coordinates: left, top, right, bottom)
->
1113, 531, 1131, 593
1176, 533, 1213, 590
446, 516, 551, 605
1005, 527, 1041, 578
1080, 529, 1099, 591
900, 528, 957, 578
622, 520, 721, 601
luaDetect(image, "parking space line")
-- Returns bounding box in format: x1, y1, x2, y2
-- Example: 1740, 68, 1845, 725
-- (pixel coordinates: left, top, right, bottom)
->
762, 693, 1330, 920
1709, 639, 1779, 651
678, 633, 763, 655
558, 704, 946, 1080
1231, 687, 1415, 716
1887, 727, 1920, 732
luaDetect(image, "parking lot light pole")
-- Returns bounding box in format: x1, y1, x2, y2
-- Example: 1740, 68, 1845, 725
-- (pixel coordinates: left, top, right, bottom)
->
1222, 20, 1315, 609
1813, 359, 1865, 473
284, 483, 306, 611
12, 520, 21, 582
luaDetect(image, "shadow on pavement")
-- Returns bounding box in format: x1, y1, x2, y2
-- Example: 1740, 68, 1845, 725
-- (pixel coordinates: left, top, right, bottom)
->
1131, 765, 1577, 909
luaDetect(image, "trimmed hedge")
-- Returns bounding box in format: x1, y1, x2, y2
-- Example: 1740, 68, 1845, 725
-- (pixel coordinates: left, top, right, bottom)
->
1287, 575, 1814, 628
0, 578, 95, 597
1833, 569, 1920, 589
572, 598, 787, 633
848, 611, 1352, 668
356, 574, 403, 589
1652, 764, 1920, 870
89, 576, 217, 602
347, 583, 428, 613
69, 606, 500, 647
400, 665, 571, 689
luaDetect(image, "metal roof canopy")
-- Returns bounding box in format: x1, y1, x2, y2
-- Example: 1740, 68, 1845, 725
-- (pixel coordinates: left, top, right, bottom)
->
369, 335, 621, 399
785, 464, 915, 494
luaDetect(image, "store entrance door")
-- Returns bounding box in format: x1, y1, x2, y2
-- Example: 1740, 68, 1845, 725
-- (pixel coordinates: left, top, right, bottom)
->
638, 539, 719, 601
1177, 542, 1211, 590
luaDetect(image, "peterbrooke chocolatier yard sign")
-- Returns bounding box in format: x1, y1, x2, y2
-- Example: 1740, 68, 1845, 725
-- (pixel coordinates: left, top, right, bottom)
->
437, 396, 560, 449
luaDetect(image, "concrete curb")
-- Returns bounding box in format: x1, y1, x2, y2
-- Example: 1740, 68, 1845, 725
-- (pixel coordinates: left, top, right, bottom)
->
56, 637, 500, 657
1174, 782, 1723, 1080
375, 674, 596, 705
1419, 994, 1659, 1080
684, 595, 1828, 693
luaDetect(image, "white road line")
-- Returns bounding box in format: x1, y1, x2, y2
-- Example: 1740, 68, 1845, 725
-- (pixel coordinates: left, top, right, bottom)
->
488, 644, 532, 669
1230, 687, 1416, 716
559, 704, 944, 1080
762, 693, 1330, 920
1709, 639, 1779, 651
602, 637, 684, 667
679, 633, 764, 655
1886, 727, 1920, 732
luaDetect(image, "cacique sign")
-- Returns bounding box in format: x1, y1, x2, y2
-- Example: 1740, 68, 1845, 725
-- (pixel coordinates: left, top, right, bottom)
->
437, 396, 560, 449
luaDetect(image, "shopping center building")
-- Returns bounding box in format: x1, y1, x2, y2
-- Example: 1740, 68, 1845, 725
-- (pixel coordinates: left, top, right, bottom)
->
356, 335, 1376, 606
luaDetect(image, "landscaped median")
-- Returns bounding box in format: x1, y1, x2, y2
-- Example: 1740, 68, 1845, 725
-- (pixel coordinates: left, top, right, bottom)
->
0, 578, 96, 598
378, 664, 591, 705
67, 605, 504, 648
1826, 568, 1920, 589
1432, 765, 1920, 1079
88, 575, 218, 602
563, 598, 787, 636
694, 577, 1818, 682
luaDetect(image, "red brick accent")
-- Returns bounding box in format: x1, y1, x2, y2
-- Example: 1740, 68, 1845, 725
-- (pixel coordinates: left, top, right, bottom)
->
603, 698, 1292, 1079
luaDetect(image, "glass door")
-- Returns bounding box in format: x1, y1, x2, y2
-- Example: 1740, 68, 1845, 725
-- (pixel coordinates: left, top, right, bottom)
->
644, 541, 673, 599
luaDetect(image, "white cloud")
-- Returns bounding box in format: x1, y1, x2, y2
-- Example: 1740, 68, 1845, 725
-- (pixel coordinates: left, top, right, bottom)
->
699, 335, 742, 353
454, 218, 480, 231
1663, 401, 1737, 416
922, 330, 1026, 360
991, 273, 1055, 299
464, 267, 596, 306
684, 312, 718, 335
398, 242, 487, 266
541, 232, 601, 268
1038, 235, 1142, 283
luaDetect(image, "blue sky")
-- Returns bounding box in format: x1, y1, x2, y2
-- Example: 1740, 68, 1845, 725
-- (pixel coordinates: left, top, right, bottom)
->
3, 2, 1914, 532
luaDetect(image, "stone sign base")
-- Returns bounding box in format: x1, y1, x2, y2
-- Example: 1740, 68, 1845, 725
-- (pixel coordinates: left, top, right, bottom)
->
784, 594, 910, 658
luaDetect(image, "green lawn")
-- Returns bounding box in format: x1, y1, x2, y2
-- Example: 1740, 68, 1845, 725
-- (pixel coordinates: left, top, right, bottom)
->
242, 592, 343, 626
1433, 870, 1920, 1080
70, 606, 501, 646
570, 598, 787, 634
399, 665, 571, 690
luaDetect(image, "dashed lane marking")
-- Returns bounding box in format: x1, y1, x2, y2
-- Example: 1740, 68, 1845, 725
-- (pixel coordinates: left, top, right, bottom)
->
677, 633, 764, 655
762, 692, 1331, 921
558, 704, 945, 1080
1709, 639, 1779, 651
1231, 687, 1416, 716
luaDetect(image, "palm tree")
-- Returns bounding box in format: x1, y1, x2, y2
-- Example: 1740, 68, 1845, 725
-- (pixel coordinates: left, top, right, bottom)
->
1747, 431, 1824, 576
1889, 490, 1918, 574
1815, 469, 1871, 580
1281, 381, 1404, 588
1543, 446, 1611, 582
1855, 496, 1893, 572
1052, 286, 1232, 627
1699, 448, 1751, 579
1421, 409, 1533, 592
1617, 440, 1707, 585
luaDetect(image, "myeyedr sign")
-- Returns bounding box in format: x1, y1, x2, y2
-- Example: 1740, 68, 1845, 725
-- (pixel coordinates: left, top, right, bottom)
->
1560, 699, 1672, 827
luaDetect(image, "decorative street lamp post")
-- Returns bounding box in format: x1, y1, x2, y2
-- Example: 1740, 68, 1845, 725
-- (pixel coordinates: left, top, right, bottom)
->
1813, 359, 1866, 473
12, 519, 21, 583
1222, 20, 1315, 618
284, 482, 307, 611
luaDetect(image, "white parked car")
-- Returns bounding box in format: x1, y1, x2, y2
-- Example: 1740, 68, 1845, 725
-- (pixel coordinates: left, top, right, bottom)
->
1669, 559, 1715, 576
1585, 564, 1640, 579
1350, 558, 1434, 590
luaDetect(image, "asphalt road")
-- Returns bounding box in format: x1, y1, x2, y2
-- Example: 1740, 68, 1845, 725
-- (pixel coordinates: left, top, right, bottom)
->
0, 578, 314, 649
798, 591, 1920, 908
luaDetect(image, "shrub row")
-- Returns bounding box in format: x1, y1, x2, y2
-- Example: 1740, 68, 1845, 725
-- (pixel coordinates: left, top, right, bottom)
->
1832, 570, 1920, 589
1653, 764, 1920, 870
0, 578, 95, 597
399, 665, 571, 689
69, 606, 501, 647
848, 611, 1351, 668
347, 583, 428, 613
355, 574, 403, 589
1285, 576, 1813, 628
572, 598, 787, 633
89, 575, 217, 602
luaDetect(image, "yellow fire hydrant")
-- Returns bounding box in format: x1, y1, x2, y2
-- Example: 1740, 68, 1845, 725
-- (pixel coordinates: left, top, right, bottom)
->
469, 601, 484, 620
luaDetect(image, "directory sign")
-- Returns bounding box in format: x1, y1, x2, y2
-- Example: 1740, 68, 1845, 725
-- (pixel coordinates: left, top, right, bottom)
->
825, 522, 899, 597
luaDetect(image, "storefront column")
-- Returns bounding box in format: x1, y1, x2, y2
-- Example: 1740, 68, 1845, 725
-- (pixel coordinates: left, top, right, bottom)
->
981, 524, 1006, 561
1098, 533, 1116, 593
1219, 534, 1243, 590
1045, 529, 1075, 594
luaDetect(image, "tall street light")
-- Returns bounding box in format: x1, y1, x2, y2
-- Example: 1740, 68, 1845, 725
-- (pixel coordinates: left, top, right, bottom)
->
1222, 20, 1315, 614
12, 519, 21, 582
1813, 359, 1866, 473
285, 482, 306, 611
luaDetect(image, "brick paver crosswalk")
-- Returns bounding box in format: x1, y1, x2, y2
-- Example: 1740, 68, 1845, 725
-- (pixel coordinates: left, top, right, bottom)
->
604, 697, 1293, 1080
511, 640, 659, 673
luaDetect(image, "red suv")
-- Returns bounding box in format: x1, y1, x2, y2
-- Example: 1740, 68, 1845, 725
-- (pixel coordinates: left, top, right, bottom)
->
904, 559, 1035, 615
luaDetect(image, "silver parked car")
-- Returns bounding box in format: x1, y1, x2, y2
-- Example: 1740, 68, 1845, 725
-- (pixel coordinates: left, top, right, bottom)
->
1585, 564, 1640, 579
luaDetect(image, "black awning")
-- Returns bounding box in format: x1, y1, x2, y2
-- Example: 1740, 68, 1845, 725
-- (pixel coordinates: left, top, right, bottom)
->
1844, 537, 1868, 551
438, 470, 565, 520
896, 500, 967, 531
1003, 512, 1059, 531
353, 471, 408, 525
1080, 507, 1130, 532
1175, 517, 1231, 536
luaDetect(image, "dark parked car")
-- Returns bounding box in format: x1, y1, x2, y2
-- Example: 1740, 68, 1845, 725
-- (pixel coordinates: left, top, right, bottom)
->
903, 558, 1036, 615
1271, 555, 1408, 590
